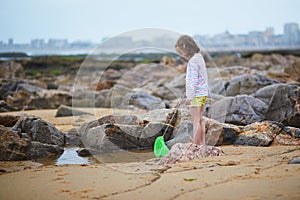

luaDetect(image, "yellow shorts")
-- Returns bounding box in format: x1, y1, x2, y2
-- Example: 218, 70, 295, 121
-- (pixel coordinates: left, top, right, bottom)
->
190, 96, 207, 107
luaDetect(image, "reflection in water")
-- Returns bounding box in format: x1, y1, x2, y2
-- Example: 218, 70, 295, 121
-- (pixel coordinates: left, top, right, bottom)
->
94, 149, 154, 164
56, 147, 96, 165
38, 147, 155, 166
37, 147, 96, 165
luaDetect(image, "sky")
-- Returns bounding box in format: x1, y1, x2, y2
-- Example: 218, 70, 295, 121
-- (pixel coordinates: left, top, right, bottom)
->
1, 0, 300, 43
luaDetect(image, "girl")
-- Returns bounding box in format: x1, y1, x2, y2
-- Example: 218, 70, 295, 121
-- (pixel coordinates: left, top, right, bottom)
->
175, 35, 209, 145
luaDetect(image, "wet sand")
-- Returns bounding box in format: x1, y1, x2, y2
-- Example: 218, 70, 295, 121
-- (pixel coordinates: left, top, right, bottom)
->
0, 109, 299, 200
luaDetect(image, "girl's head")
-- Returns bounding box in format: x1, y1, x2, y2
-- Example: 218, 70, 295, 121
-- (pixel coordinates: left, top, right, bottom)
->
175, 35, 200, 60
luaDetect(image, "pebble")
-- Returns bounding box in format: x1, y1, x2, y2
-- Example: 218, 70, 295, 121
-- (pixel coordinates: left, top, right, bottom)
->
288, 157, 300, 164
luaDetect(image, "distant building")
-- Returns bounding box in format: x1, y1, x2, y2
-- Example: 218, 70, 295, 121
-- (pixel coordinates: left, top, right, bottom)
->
284, 23, 300, 46
247, 31, 264, 46
101, 36, 133, 47
48, 39, 68, 48
8, 38, 13, 46
70, 40, 94, 48
212, 31, 233, 47
263, 27, 274, 45
31, 39, 45, 48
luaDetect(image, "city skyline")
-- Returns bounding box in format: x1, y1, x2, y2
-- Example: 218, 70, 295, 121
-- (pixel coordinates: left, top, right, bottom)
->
1, 0, 300, 43
0, 22, 300, 48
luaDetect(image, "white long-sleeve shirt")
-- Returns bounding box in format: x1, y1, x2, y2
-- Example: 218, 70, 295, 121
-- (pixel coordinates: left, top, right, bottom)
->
186, 53, 209, 99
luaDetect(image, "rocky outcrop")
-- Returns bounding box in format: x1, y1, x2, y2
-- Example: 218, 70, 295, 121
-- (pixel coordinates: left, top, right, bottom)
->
285, 60, 300, 82
206, 95, 268, 125
224, 74, 278, 96
253, 83, 300, 127
0, 125, 29, 161
0, 61, 25, 79
233, 121, 284, 146
0, 116, 65, 161
78, 109, 177, 153
11, 116, 65, 146
0, 80, 72, 111
77, 107, 300, 156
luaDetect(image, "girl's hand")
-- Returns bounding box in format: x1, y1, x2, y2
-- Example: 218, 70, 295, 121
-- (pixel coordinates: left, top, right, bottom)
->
185, 99, 191, 105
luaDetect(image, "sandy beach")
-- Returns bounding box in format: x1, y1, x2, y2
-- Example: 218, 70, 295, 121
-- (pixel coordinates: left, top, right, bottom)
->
0, 109, 299, 200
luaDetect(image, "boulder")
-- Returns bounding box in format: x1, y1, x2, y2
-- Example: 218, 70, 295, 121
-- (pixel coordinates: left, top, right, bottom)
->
166, 120, 193, 149
0, 124, 64, 161
29, 141, 64, 159
0, 125, 29, 161
121, 91, 166, 110
0, 61, 25, 79
79, 109, 177, 152
219, 66, 251, 80
55, 105, 91, 117
117, 63, 179, 89
254, 84, 300, 127
96, 69, 124, 91
4, 82, 72, 110
64, 128, 82, 146
288, 157, 300, 164
207, 95, 268, 125
27, 89, 72, 110
225, 74, 278, 96
73, 89, 101, 108
234, 121, 284, 146
0, 81, 19, 101
272, 126, 300, 145
0, 100, 18, 112
11, 116, 65, 146
151, 74, 186, 101
204, 117, 242, 146
100, 122, 173, 152
285, 60, 300, 82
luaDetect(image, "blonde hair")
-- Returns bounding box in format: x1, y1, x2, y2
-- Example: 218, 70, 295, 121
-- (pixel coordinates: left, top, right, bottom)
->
175, 35, 200, 57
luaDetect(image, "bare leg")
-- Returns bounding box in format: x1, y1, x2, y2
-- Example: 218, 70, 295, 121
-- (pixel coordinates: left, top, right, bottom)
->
190, 106, 205, 145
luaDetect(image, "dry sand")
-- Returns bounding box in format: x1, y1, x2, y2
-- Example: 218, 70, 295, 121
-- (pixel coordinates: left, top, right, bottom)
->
0, 109, 299, 200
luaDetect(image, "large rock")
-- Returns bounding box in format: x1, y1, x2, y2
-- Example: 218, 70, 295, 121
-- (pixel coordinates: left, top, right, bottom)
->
151, 74, 186, 101
96, 69, 124, 91
171, 109, 299, 146
253, 84, 300, 127
5, 82, 72, 110
78, 109, 177, 152
27, 89, 72, 110
0, 122, 64, 161
166, 120, 193, 148
285, 60, 300, 82
234, 121, 284, 146
11, 116, 65, 146
207, 95, 268, 125
0, 61, 25, 79
29, 141, 64, 159
225, 74, 278, 96
117, 63, 179, 89
0, 125, 29, 161
0, 100, 18, 112
121, 91, 166, 110
204, 117, 242, 146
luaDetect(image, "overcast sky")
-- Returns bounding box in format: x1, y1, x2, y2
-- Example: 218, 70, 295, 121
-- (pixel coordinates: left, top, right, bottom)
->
1, 0, 300, 43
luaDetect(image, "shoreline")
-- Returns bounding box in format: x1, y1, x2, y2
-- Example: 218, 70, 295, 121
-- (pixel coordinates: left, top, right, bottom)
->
0, 145, 299, 200
0, 109, 299, 199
